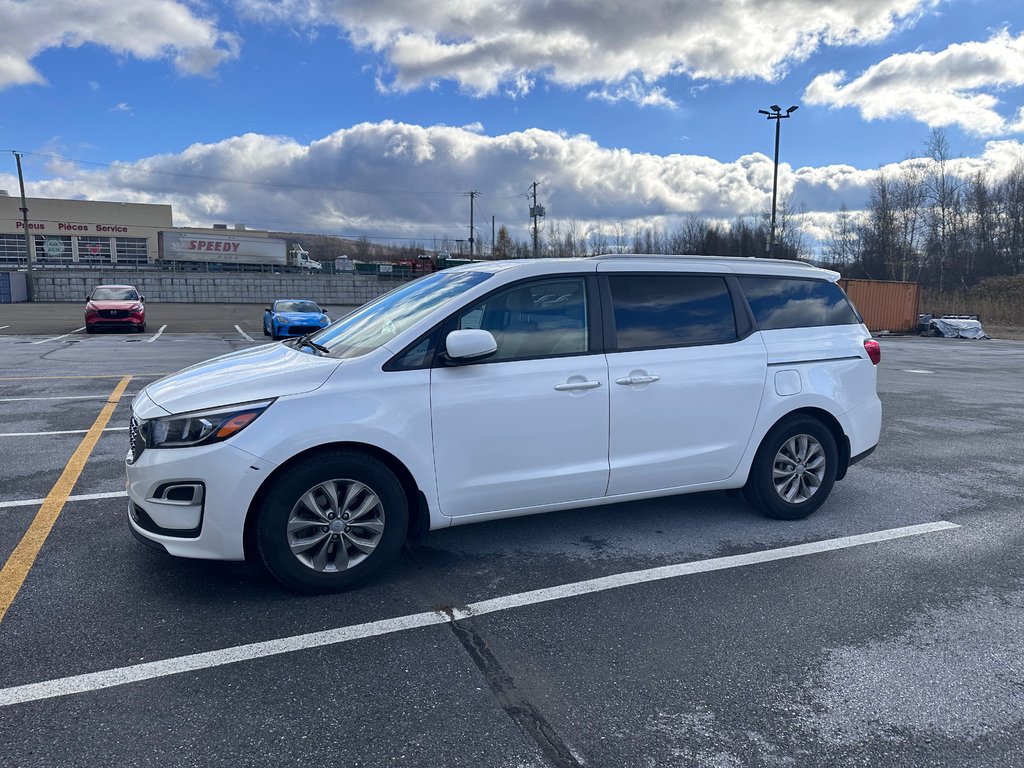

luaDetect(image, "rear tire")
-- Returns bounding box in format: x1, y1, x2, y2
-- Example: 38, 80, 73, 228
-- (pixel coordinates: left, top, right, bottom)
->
255, 450, 409, 593
743, 415, 838, 521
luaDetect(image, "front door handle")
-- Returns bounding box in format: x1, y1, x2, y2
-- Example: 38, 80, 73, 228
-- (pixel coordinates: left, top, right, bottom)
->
615, 374, 661, 385
554, 380, 602, 391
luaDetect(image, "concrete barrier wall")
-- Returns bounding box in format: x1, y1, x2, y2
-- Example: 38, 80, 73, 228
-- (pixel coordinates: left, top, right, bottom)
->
31, 270, 404, 305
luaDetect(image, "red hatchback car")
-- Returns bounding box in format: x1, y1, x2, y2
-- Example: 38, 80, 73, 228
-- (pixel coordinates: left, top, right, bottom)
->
85, 284, 146, 333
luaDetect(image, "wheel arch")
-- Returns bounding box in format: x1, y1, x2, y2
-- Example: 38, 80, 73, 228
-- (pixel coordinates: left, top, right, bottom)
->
242, 441, 430, 561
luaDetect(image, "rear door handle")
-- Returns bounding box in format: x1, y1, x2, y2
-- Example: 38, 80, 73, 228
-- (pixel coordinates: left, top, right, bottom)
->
554, 380, 602, 391
615, 374, 660, 385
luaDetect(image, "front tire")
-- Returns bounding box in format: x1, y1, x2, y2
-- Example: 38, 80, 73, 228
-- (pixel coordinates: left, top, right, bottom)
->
743, 415, 838, 521
255, 450, 409, 593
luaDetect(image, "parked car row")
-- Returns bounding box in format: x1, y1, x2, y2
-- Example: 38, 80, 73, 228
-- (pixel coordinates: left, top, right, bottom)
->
82, 288, 332, 340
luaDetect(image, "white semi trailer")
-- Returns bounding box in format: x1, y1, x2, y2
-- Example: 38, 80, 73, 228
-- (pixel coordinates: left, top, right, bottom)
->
156, 231, 322, 270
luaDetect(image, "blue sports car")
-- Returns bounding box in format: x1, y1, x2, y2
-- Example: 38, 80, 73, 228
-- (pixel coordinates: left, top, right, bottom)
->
263, 299, 331, 340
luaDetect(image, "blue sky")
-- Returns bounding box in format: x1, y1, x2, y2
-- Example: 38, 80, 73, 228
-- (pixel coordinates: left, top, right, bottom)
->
2, 0, 1023, 248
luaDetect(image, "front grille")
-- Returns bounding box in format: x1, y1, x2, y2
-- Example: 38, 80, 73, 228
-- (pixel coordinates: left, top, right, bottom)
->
288, 325, 321, 335
101, 309, 128, 318
128, 417, 145, 462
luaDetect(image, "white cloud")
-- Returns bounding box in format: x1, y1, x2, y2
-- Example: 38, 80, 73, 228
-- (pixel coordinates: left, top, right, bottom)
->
236, 0, 933, 95
804, 30, 1024, 136
6, 123, 1023, 243
110, 102, 133, 114
587, 77, 679, 109
0, 0, 240, 90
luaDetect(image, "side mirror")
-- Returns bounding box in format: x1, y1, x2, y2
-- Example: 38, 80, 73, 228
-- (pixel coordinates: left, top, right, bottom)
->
86, 295, 91, 301
264, 307, 272, 313
140, 295, 145, 302
444, 329, 497, 364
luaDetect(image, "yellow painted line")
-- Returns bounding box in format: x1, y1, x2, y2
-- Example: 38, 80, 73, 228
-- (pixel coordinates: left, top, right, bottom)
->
0, 374, 168, 381
0, 376, 132, 625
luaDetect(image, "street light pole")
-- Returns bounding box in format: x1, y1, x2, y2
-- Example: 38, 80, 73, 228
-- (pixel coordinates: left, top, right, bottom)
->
758, 105, 798, 258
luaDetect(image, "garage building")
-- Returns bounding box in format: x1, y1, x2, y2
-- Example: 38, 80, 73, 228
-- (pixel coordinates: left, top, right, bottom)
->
0, 193, 172, 267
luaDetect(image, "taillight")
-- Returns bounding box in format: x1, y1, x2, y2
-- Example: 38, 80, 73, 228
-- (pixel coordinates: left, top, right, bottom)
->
864, 339, 881, 365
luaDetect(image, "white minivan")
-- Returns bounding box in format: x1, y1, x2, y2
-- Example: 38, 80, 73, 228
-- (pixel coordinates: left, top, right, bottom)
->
127, 255, 881, 592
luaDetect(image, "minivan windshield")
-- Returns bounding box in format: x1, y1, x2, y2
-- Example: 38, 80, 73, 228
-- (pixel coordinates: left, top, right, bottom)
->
308, 270, 492, 359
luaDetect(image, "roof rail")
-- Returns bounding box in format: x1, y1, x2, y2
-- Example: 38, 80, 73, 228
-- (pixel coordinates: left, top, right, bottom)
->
588, 253, 821, 268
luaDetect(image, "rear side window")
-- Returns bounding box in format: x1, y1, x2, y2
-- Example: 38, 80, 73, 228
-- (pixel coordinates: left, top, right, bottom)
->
739, 277, 859, 330
607, 274, 737, 350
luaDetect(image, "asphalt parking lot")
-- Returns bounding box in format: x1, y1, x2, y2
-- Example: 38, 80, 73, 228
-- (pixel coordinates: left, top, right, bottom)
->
1, 304, 1023, 767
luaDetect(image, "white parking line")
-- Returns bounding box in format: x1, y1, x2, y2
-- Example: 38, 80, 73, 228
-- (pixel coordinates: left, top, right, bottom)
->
0, 521, 959, 707
0, 426, 128, 438
903, 369, 934, 374
146, 325, 167, 343
234, 324, 254, 341
0, 491, 127, 510
0, 325, 9, 330
31, 327, 85, 344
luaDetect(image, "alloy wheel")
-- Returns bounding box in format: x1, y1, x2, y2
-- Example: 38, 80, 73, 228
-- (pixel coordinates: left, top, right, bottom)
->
772, 434, 826, 504
286, 479, 385, 572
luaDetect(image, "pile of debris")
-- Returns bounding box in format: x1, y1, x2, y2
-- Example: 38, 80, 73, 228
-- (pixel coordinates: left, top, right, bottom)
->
918, 314, 989, 339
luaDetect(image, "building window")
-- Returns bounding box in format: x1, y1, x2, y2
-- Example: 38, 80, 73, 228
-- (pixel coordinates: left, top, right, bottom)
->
35, 235, 74, 263
0, 233, 27, 265
77, 236, 112, 264
114, 237, 149, 265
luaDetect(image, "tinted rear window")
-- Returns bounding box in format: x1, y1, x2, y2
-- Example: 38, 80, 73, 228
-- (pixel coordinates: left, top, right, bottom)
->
608, 274, 737, 350
739, 277, 859, 330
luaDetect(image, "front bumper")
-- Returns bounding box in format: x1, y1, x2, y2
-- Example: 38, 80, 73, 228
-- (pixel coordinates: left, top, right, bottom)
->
125, 441, 276, 561
278, 324, 325, 337
87, 312, 144, 329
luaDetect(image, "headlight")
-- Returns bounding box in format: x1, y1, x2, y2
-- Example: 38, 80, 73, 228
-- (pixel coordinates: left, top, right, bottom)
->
141, 400, 273, 449
130, 303, 144, 312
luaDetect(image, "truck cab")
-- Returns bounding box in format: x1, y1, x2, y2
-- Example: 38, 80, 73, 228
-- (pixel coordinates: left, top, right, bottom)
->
289, 245, 322, 271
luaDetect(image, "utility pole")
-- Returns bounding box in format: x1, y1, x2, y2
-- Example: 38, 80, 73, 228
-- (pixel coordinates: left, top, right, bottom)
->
466, 191, 478, 259
757, 105, 798, 258
529, 181, 545, 258
491, 214, 495, 256
14, 152, 36, 301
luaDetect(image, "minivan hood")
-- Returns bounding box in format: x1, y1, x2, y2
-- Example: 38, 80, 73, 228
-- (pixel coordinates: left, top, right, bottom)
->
141, 342, 343, 415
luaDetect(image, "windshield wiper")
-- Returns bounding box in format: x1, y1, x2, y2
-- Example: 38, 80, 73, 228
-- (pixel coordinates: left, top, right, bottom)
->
290, 333, 330, 355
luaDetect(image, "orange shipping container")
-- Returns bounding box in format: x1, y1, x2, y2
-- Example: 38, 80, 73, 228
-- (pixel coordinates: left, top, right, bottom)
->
838, 278, 921, 333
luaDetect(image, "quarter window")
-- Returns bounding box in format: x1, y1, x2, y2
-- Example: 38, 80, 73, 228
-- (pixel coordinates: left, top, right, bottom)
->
607, 274, 737, 350
456, 278, 589, 362
739, 277, 859, 330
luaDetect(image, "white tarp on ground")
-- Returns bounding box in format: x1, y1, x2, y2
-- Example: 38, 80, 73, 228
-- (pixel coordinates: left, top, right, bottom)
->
930, 318, 988, 339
